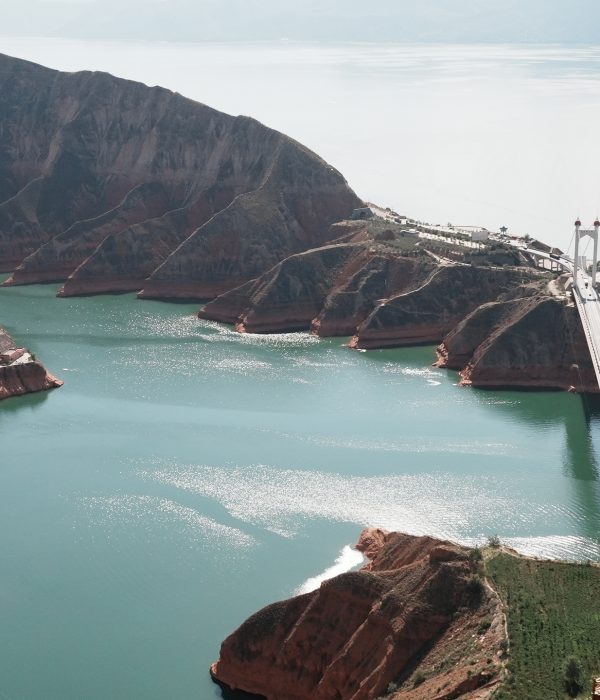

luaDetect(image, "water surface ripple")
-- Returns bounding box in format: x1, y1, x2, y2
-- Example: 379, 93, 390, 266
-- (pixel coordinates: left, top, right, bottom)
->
1, 283, 600, 700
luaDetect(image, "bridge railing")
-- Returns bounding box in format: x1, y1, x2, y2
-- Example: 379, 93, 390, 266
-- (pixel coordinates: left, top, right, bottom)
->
572, 286, 600, 388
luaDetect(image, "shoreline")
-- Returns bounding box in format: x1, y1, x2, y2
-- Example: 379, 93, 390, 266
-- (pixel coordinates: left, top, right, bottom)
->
211, 528, 600, 700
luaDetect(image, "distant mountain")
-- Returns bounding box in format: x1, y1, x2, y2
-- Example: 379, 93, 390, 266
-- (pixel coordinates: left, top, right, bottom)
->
2, 0, 598, 43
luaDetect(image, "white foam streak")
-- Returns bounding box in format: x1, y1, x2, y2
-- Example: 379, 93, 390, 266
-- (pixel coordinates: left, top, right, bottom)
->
78, 494, 255, 550
295, 546, 365, 595
139, 463, 518, 541
138, 462, 600, 561
502, 535, 600, 561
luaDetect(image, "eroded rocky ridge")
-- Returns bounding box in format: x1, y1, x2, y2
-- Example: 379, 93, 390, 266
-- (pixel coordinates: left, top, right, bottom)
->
0, 326, 62, 400
1, 53, 590, 393
211, 529, 505, 700
200, 224, 533, 341
0, 53, 360, 297
200, 220, 597, 391
436, 280, 598, 392
349, 265, 531, 350
199, 224, 435, 334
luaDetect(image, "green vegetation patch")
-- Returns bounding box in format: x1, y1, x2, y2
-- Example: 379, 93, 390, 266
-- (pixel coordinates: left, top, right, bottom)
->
487, 552, 600, 699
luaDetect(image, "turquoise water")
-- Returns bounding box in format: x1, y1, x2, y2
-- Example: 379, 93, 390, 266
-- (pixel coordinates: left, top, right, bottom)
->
2, 39, 600, 700
1, 280, 600, 699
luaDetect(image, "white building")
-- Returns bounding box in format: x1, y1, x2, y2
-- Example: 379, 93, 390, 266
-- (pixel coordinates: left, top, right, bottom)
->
470, 229, 489, 242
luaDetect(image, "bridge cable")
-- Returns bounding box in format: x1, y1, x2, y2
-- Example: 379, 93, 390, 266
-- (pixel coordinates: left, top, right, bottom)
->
564, 287, 590, 406
566, 230, 575, 257
565, 258, 599, 410
550, 227, 594, 406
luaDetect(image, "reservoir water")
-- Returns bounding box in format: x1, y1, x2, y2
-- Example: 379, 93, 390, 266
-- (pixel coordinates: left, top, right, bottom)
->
1, 280, 600, 699
2, 40, 600, 699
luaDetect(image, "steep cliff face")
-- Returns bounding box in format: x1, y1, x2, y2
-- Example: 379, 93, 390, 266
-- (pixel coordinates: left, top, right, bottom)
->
58, 202, 199, 296
139, 140, 361, 300
350, 266, 531, 349
0, 361, 63, 400
199, 237, 434, 334
200, 235, 539, 349
199, 243, 361, 332
0, 326, 62, 400
211, 529, 504, 700
312, 254, 432, 337
9, 182, 170, 286
198, 215, 590, 392
0, 53, 360, 295
436, 287, 598, 392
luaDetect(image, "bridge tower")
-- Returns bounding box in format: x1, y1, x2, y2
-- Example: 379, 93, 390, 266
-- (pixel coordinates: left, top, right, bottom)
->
573, 218, 600, 286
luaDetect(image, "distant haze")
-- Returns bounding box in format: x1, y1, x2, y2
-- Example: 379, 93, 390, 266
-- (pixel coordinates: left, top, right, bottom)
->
3, 0, 600, 43
2, 38, 598, 250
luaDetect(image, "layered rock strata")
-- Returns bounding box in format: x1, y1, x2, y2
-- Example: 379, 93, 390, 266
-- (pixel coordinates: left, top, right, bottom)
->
436, 283, 598, 392
211, 529, 504, 700
199, 218, 597, 392
0, 326, 62, 400
0, 53, 360, 297
199, 239, 433, 334
200, 237, 533, 343
349, 266, 531, 349
1, 52, 587, 393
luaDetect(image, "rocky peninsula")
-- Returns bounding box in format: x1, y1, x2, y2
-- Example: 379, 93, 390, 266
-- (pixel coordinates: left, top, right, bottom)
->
0, 53, 595, 393
2, 49, 600, 700
212, 529, 600, 700
0, 326, 62, 400
435, 280, 595, 392
200, 218, 597, 392
0, 51, 358, 403
211, 529, 505, 700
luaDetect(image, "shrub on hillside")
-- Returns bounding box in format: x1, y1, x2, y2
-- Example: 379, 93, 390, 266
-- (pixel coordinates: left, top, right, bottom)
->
564, 656, 583, 697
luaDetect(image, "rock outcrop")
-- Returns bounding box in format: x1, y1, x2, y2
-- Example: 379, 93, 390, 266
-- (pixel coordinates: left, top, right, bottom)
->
0, 326, 62, 400
198, 229, 436, 334
200, 239, 433, 334
1, 52, 587, 393
436, 283, 598, 392
349, 266, 531, 349
0, 53, 360, 297
200, 234, 535, 346
211, 529, 505, 700
199, 215, 596, 392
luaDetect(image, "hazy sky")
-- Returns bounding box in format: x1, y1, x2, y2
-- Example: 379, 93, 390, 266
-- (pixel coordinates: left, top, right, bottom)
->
2, 1, 598, 247
3, 0, 600, 43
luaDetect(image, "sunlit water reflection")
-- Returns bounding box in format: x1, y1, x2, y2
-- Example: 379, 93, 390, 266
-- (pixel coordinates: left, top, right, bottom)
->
1, 279, 600, 698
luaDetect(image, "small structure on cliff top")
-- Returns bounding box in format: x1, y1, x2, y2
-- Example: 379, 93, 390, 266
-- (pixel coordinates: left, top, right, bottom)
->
470, 229, 489, 242
351, 207, 374, 221
0, 348, 26, 365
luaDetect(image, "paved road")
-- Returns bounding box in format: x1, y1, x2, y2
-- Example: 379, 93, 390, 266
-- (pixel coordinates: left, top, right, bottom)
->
517, 246, 600, 388
572, 269, 600, 387
522, 247, 572, 274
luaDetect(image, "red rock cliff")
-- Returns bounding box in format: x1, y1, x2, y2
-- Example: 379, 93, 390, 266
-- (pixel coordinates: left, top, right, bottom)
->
199, 237, 434, 334
0, 53, 361, 297
0, 326, 62, 400
436, 283, 598, 392
349, 265, 531, 349
211, 529, 505, 700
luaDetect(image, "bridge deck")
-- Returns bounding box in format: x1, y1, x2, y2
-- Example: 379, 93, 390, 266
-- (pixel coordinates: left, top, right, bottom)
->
521, 247, 600, 389
573, 276, 600, 389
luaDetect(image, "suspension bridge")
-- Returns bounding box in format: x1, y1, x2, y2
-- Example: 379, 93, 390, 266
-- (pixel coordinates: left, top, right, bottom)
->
524, 219, 600, 388
570, 219, 600, 388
